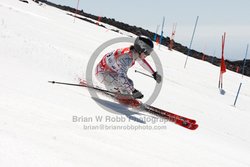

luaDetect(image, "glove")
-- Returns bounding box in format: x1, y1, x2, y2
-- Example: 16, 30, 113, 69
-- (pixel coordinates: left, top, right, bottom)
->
132, 89, 144, 99
152, 71, 162, 83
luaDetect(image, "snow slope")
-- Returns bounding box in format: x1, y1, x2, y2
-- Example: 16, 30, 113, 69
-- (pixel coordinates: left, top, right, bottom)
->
0, 0, 250, 166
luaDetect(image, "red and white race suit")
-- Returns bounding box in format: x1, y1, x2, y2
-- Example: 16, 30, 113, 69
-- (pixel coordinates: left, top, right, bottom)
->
95, 47, 155, 94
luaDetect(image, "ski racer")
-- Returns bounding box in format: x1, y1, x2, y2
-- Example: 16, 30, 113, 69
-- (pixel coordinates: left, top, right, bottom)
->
95, 36, 162, 100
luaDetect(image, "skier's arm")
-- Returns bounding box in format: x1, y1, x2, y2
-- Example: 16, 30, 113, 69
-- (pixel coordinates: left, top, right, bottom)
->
137, 58, 155, 74
137, 58, 162, 83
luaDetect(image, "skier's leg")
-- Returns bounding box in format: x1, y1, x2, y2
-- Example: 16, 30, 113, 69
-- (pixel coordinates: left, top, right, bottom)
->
95, 66, 119, 92
96, 69, 139, 106
117, 77, 134, 94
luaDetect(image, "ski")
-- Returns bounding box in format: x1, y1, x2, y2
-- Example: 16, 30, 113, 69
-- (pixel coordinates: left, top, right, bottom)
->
144, 105, 196, 124
112, 93, 198, 130
78, 80, 198, 130
49, 80, 198, 130
142, 105, 198, 130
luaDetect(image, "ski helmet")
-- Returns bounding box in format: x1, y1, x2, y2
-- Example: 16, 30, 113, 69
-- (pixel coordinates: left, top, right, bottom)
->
134, 36, 154, 56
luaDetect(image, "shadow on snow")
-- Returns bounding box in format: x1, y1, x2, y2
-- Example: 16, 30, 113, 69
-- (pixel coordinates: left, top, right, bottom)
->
92, 97, 156, 124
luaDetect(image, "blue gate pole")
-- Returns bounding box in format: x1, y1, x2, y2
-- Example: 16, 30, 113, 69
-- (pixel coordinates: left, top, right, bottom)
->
154, 25, 160, 41
233, 44, 249, 106
184, 16, 199, 68
159, 16, 165, 45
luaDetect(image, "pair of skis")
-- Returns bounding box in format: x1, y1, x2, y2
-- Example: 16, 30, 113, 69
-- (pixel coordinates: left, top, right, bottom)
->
49, 80, 198, 130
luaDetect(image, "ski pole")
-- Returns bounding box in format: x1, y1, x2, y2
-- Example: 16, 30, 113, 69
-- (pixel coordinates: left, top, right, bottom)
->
49, 81, 87, 87
134, 70, 153, 78
48, 81, 116, 94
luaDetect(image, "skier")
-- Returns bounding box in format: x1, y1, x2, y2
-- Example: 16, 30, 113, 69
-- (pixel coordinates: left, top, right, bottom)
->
95, 36, 162, 100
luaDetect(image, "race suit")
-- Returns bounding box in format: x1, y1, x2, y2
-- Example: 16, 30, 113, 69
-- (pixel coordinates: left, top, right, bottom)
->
95, 47, 155, 94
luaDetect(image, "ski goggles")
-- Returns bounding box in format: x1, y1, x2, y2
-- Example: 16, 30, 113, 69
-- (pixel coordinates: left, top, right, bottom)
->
143, 47, 153, 56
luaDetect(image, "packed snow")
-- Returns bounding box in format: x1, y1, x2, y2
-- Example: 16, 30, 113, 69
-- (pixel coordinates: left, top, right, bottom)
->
0, 0, 250, 166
